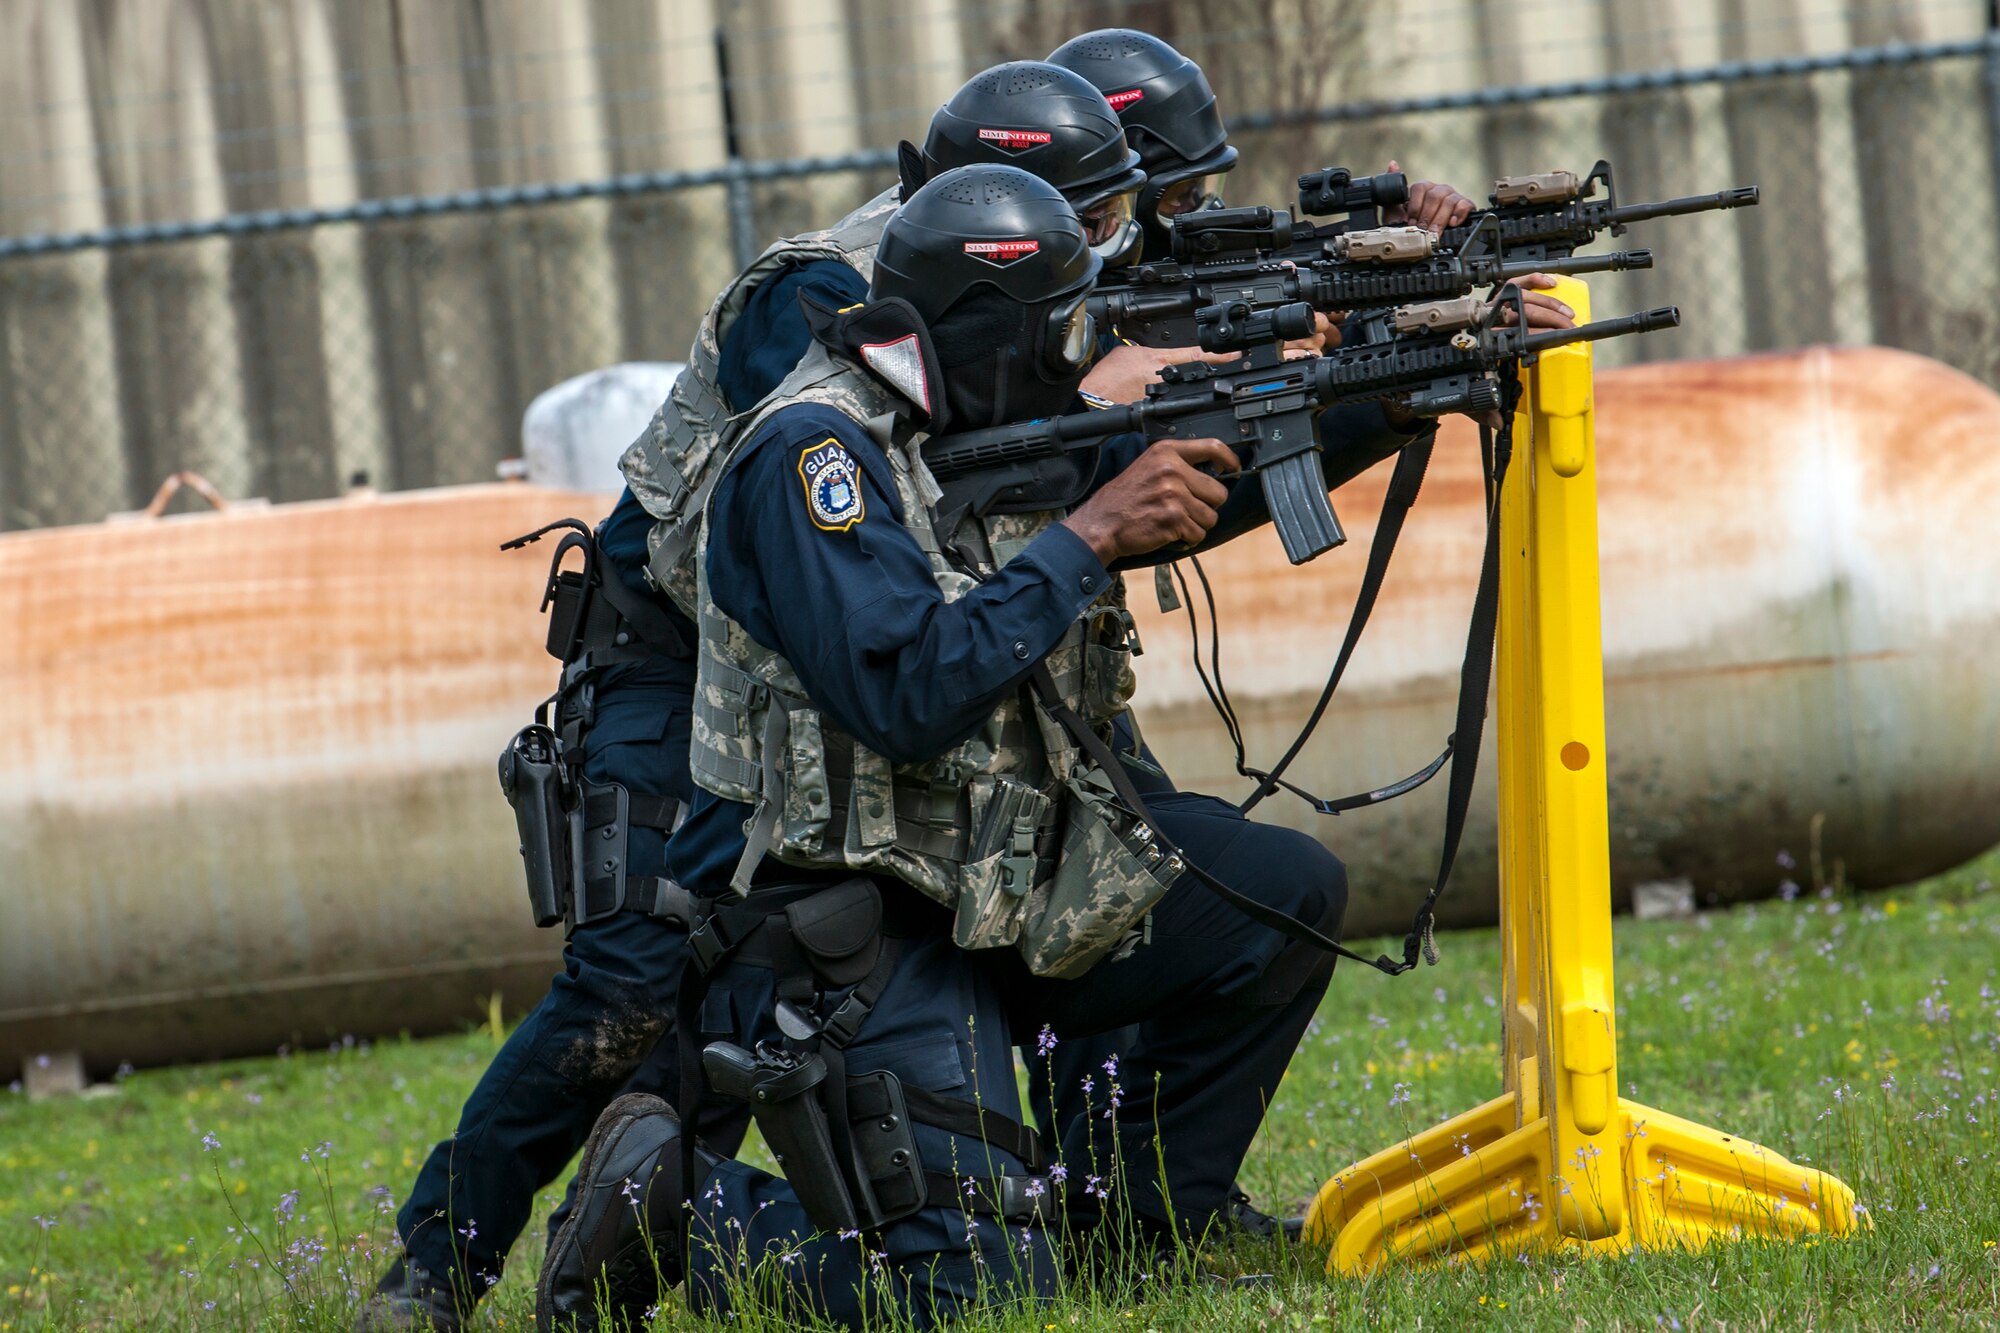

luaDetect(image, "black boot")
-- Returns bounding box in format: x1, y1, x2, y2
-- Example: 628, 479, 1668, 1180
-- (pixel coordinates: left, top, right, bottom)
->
536, 1093, 704, 1332
354, 1257, 465, 1331
1226, 1184, 1305, 1243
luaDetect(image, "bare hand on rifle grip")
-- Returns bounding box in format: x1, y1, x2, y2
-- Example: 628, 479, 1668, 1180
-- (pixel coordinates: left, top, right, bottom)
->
1062, 437, 1236, 563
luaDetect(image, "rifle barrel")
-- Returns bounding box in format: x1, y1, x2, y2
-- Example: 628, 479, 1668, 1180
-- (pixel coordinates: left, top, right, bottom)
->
1609, 185, 1759, 226
1496, 247, 1654, 281
1522, 305, 1680, 354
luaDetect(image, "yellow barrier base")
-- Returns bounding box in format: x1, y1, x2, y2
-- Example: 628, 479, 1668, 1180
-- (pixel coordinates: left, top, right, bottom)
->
1305, 1091, 1858, 1273
1303, 278, 1858, 1274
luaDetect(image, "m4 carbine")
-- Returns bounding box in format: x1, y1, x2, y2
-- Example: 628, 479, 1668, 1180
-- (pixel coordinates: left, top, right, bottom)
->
925, 296, 1680, 565
1436, 158, 1759, 261
1092, 210, 1655, 349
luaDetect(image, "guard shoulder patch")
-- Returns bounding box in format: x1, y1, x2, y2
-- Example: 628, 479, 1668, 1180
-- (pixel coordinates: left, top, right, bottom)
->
798, 437, 865, 533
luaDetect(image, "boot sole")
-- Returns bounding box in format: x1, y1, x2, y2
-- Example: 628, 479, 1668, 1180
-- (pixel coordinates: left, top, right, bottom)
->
535, 1092, 672, 1331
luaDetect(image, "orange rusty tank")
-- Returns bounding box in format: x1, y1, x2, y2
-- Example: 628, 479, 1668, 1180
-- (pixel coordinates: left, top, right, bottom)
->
3, 346, 1997, 1076
2, 483, 611, 1076
1126, 345, 2000, 932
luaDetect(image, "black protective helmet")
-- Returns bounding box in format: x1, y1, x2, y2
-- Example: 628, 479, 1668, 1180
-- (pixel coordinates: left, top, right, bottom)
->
923, 61, 1146, 263
1048, 30, 1239, 251
871, 165, 1102, 430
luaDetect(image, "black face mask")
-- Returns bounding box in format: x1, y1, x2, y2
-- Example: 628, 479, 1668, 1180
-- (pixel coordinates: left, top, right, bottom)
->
929, 287, 1095, 432
803, 288, 1094, 436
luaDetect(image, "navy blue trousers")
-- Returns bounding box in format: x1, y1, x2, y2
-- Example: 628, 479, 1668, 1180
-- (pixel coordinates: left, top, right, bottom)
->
1013, 726, 1347, 1234
397, 672, 749, 1296
686, 896, 1056, 1330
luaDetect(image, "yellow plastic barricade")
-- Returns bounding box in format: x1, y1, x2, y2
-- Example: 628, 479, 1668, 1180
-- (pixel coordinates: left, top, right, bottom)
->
1303, 278, 1858, 1272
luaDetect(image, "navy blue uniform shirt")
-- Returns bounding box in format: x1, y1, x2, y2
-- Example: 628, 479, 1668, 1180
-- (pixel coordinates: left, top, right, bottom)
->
668, 403, 1111, 900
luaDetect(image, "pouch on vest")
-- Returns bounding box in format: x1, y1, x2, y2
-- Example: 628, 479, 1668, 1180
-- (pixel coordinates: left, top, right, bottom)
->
1019, 768, 1186, 979
953, 776, 1054, 952
1083, 605, 1140, 722
782, 876, 884, 988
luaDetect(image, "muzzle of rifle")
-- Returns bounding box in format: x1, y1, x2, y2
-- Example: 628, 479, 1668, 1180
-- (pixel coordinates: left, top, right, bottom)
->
1610, 185, 1760, 226
1522, 305, 1681, 355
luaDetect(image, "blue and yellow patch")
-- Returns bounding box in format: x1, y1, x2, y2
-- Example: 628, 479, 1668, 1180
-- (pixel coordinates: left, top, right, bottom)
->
798, 437, 864, 533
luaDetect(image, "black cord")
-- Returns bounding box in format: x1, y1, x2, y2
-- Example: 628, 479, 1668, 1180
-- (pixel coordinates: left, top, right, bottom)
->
1189, 556, 1246, 765
1171, 559, 1250, 778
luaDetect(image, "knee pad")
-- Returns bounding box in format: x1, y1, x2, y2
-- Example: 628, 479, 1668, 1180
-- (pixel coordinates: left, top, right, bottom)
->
1249, 836, 1348, 1006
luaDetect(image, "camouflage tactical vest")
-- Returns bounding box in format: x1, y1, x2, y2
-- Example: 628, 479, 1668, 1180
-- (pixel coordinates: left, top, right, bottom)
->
620, 187, 900, 616
690, 349, 1182, 979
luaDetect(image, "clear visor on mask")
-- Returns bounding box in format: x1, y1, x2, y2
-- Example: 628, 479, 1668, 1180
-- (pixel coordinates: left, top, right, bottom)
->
1078, 190, 1142, 265
1044, 290, 1097, 372
1150, 172, 1227, 226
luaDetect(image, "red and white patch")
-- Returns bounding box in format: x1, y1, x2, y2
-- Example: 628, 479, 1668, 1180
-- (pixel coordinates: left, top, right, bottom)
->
963, 239, 1041, 267
976, 127, 1054, 152
1105, 88, 1146, 113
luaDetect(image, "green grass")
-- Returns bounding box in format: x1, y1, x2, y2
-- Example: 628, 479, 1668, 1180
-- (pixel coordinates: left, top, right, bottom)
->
5, 848, 1999, 1331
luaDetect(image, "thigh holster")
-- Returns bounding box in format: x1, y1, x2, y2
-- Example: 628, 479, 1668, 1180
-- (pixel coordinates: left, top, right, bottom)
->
681, 878, 1055, 1237
498, 725, 692, 933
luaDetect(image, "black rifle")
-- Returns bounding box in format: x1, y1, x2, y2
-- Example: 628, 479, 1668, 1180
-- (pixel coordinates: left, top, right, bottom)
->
1436, 158, 1759, 261
1092, 213, 1655, 349
925, 295, 1680, 565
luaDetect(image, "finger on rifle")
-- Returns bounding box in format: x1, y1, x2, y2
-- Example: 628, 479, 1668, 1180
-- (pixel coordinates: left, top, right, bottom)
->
1403, 179, 1428, 218
1414, 183, 1448, 233
1167, 457, 1232, 510
1510, 271, 1557, 290
1175, 493, 1221, 544
1519, 290, 1576, 329
1514, 285, 1575, 319
1446, 191, 1474, 227
1159, 435, 1240, 476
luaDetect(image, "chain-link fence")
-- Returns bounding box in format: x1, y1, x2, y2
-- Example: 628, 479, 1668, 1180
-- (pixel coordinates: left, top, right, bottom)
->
1, 34, 1994, 531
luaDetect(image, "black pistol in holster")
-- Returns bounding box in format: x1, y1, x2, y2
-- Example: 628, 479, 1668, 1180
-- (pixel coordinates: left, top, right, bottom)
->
700, 1043, 930, 1236
497, 723, 575, 929
496, 517, 695, 934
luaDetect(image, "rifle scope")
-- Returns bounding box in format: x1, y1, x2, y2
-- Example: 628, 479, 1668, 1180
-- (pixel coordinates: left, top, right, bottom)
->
1296, 167, 1409, 218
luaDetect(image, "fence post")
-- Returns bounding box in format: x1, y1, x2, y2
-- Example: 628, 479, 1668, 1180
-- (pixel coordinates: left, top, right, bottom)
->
1301, 277, 1861, 1272
714, 26, 759, 273
1986, 6, 2000, 233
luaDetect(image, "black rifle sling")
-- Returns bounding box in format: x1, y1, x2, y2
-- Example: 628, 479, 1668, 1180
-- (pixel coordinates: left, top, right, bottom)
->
1027, 665, 1395, 974
1393, 381, 1519, 972
1238, 432, 1437, 815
